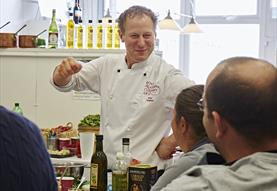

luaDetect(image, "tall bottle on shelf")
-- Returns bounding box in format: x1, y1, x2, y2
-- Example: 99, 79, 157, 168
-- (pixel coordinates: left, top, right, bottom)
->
48, 9, 59, 48
66, 12, 74, 48
114, 21, 120, 49
77, 19, 83, 48
90, 134, 107, 191
96, 19, 103, 49
106, 19, 113, 49
12, 103, 23, 116
87, 19, 93, 48
73, 0, 79, 24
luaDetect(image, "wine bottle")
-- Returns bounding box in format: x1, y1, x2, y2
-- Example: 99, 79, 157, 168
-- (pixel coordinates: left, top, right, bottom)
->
114, 21, 120, 49
90, 134, 107, 191
77, 19, 83, 48
73, 0, 79, 24
66, 12, 74, 48
87, 19, 93, 48
12, 103, 23, 116
48, 9, 59, 48
106, 19, 113, 49
96, 19, 103, 49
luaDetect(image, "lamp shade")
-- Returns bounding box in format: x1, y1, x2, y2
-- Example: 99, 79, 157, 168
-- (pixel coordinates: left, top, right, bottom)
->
158, 10, 181, 31
182, 17, 203, 34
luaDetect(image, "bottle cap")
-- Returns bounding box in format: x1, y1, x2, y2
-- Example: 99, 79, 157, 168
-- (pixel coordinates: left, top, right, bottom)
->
122, 138, 129, 145
15, 103, 19, 106
96, 134, 103, 141
88, 19, 92, 23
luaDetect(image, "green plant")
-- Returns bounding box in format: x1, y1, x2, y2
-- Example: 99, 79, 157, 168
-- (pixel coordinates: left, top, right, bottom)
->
78, 114, 100, 127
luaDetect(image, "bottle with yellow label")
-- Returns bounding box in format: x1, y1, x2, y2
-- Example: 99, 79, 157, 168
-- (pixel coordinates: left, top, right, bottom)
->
106, 19, 113, 49
77, 19, 83, 48
87, 19, 93, 48
66, 12, 74, 48
90, 134, 107, 191
96, 19, 103, 49
114, 21, 120, 49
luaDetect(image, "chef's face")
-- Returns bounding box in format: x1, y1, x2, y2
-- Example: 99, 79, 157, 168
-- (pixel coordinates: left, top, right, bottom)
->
121, 14, 156, 66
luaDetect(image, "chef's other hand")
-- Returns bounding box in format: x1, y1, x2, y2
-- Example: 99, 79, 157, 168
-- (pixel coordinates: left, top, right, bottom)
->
156, 135, 177, 160
53, 57, 82, 87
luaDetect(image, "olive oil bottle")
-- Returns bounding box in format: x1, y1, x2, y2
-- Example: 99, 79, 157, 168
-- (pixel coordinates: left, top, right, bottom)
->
114, 21, 120, 49
77, 19, 83, 48
48, 9, 58, 48
87, 19, 93, 48
90, 134, 107, 191
96, 19, 103, 49
106, 19, 113, 49
66, 12, 74, 48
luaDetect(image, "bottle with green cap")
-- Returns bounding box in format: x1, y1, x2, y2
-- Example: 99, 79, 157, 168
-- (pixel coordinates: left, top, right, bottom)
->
12, 103, 23, 116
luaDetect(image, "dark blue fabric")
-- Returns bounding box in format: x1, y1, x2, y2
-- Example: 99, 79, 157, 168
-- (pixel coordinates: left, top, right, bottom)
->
0, 106, 57, 191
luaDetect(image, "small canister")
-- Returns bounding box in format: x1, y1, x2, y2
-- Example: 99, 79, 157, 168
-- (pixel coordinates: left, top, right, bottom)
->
48, 136, 58, 151
71, 137, 81, 157
58, 137, 71, 150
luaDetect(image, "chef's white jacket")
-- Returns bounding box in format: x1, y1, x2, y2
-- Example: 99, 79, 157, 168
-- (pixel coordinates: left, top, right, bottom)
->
51, 52, 194, 169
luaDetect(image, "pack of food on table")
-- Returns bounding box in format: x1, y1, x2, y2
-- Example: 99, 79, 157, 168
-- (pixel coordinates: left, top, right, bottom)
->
41, 122, 80, 158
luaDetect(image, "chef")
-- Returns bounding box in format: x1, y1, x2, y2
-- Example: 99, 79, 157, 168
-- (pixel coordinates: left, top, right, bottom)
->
50, 5, 194, 170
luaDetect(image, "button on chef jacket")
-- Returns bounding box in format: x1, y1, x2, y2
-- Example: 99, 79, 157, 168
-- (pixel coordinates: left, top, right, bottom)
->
51, 52, 194, 169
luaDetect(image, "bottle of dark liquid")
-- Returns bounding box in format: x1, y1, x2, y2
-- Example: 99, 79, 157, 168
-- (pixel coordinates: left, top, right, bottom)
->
73, 0, 79, 24
90, 134, 107, 191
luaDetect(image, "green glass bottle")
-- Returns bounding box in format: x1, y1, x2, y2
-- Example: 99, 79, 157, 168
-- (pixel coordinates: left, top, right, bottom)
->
48, 9, 59, 48
12, 103, 23, 116
90, 134, 107, 191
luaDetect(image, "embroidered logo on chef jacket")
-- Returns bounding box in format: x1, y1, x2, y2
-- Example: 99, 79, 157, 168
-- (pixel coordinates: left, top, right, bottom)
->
143, 81, 160, 102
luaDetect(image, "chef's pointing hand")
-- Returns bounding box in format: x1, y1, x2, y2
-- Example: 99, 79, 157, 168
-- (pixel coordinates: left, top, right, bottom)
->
53, 57, 82, 87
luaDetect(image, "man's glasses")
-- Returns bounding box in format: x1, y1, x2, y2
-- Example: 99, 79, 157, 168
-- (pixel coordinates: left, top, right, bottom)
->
197, 98, 204, 111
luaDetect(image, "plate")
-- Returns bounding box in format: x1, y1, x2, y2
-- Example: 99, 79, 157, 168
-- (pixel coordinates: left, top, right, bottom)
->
50, 153, 74, 158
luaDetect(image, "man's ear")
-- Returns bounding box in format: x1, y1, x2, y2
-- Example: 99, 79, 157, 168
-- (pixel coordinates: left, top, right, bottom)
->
120, 32, 124, 42
212, 111, 227, 139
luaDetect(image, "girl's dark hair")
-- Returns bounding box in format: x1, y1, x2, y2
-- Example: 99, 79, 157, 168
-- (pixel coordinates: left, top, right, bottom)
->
175, 85, 206, 141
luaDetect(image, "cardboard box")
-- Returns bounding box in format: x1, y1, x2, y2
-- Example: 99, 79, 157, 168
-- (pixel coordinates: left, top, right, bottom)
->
128, 164, 157, 191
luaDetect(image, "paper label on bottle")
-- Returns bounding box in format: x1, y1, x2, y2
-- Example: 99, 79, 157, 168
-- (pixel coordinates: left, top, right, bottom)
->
49, 33, 58, 44
90, 163, 99, 188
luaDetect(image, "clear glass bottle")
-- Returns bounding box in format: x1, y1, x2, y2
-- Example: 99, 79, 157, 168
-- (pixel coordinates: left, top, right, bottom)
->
90, 134, 107, 191
12, 103, 23, 116
77, 19, 83, 48
87, 19, 93, 48
66, 12, 74, 48
96, 19, 103, 49
122, 138, 132, 165
114, 21, 120, 49
112, 152, 128, 191
106, 19, 113, 49
48, 9, 59, 48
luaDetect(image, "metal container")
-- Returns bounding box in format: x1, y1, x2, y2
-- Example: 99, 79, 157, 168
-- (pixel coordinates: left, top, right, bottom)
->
53, 162, 86, 180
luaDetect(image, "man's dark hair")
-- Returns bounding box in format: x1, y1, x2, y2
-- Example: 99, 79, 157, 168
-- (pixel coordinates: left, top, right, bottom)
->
118, 5, 158, 34
206, 57, 277, 146
175, 85, 206, 141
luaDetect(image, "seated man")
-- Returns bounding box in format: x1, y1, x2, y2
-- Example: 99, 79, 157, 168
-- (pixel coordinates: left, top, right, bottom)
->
0, 106, 57, 191
161, 56, 277, 190
151, 85, 224, 191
